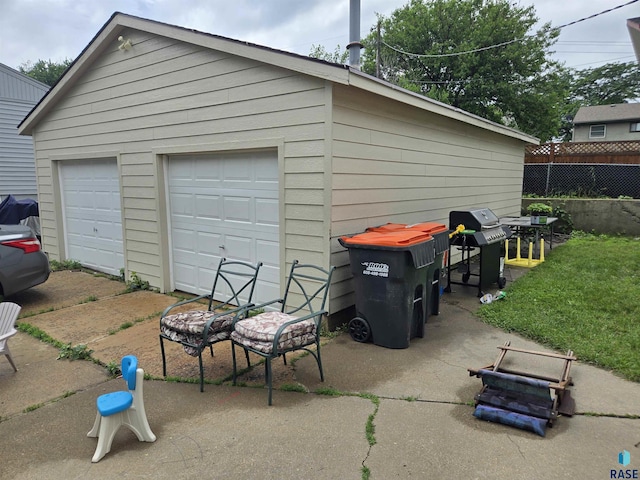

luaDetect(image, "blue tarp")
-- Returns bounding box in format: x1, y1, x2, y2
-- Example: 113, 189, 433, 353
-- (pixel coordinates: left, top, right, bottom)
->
0, 195, 39, 224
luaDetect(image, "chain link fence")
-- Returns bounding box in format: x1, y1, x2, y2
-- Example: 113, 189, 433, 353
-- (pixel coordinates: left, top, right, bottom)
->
523, 163, 640, 198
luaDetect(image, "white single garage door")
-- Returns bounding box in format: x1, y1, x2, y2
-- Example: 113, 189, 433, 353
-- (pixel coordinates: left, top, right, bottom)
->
59, 158, 124, 276
167, 150, 279, 305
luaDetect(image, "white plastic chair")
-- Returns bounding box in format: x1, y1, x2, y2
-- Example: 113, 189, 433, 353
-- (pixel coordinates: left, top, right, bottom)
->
87, 355, 156, 462
0, 302, 21, 372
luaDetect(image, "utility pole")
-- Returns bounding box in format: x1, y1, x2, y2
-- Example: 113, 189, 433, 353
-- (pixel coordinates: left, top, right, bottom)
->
376, 20, 381, 78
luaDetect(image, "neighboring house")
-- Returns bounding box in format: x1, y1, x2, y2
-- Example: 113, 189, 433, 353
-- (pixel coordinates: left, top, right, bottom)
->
18, 12, 537, 317
572, 103, 640, 142
0, 63, 49, 200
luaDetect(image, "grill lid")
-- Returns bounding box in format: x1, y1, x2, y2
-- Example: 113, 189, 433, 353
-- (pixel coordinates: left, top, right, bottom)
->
449, 208, 500, 231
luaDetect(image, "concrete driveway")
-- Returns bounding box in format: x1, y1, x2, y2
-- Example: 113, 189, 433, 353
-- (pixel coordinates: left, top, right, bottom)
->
0, 268, 638, 479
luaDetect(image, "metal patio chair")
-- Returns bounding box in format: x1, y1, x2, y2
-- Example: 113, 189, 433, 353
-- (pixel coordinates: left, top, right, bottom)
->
231, 260, 335, 405
159, 258, 262, 391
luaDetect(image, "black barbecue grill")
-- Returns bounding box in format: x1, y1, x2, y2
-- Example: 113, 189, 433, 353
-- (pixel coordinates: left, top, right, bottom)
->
445, 208, 512, 296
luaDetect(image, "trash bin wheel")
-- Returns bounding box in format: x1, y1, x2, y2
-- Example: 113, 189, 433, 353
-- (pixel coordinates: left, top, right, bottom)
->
498, 277, 507, 289
349, 317, 371, 343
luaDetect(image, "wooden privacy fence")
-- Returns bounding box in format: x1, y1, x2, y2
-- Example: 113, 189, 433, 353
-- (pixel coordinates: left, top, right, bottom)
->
525, 141, 640, 164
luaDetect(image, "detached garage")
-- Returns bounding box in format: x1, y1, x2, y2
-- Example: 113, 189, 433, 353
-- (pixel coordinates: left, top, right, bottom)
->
19, 12, 537, 317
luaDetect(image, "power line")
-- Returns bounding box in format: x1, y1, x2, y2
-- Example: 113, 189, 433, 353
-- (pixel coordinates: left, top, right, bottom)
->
382, 38, 520, 58
566, 54, 637, 68
555, 0, 639, 29
381, 0, 640, 59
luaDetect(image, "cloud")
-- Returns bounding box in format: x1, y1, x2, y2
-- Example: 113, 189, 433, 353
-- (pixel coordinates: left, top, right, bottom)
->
0, 0, 635, 71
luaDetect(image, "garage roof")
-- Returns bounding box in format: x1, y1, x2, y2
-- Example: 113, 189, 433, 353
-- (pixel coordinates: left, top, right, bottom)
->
19, 12, 538, 144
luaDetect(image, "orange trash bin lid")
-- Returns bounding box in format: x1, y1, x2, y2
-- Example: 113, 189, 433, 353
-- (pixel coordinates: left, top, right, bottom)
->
405, 222, 448, 235
340, 230, 432, 247
365, 223, 408, 233
367, 222, 448, 235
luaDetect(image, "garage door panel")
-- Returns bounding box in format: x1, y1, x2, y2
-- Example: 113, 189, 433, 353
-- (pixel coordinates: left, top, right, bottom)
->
173, 264, 197, 290
171, 193, 195, 216
223, 197, 252, 223
169, 151, 279, 304
256, 239, 278, 265
172, 229, 197, 252
196, 232, 222, 257
194, 195, 222, 220
197, 269, 215, 287
256, 198, 278, 225
255, 155, 278, 179
223, 160, 252, 183
66, 218, 89, 234
195, 158, 221, 181
254, 265, 280, 303
94, 192, 117, 210
221, 235, 252, 261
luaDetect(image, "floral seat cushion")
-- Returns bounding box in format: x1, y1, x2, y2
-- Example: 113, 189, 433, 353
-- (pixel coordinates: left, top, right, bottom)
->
160, 310, 234, 357
231, 311, 317, 354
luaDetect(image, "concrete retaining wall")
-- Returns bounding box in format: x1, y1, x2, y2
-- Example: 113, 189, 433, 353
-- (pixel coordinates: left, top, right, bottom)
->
521, 198, 640, 236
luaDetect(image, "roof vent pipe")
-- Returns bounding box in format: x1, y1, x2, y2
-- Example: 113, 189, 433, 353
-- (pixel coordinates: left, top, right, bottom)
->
347, 0, 363, 69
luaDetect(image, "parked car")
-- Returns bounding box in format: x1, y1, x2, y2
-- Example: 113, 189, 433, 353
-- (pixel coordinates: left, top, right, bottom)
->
0, 224, 50, 297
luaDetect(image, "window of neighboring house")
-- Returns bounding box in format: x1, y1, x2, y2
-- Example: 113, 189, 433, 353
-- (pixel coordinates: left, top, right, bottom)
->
589, 124, 606, 138
630, 122, 640, 132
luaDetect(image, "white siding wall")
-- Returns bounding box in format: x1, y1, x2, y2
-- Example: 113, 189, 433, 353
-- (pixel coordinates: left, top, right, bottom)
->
329, 85, 525, 312
0, 65, 48, 199
31, 29, 328, 290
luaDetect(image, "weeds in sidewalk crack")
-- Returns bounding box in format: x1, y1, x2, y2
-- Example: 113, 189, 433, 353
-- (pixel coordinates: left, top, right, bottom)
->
361, 393, 380, 446
313, 388, 380, 480
359, 393, 380, 480
578, 412, 640, 419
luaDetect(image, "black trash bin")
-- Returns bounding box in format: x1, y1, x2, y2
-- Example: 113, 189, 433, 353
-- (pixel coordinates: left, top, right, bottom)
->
407, 223, 449, 316
339, 230, 435, 349
366, 222, 449, 317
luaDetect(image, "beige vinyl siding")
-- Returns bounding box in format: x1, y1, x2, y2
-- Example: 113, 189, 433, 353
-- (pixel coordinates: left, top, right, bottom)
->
329, 84, 525, 312
32, 28, 329, 291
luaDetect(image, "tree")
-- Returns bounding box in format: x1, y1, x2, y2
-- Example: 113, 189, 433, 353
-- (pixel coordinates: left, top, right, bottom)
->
309, 44, 349, 64
557, 62, 640, 141
19, 58, 73, 87
360, 0, 566, 142
572, 62, 640, 106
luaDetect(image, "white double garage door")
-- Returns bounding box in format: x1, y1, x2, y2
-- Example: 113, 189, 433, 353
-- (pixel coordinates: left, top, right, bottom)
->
59, 151, 279, 303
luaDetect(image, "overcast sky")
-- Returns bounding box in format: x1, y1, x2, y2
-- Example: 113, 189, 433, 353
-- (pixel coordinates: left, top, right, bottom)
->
0, 0, 637, 72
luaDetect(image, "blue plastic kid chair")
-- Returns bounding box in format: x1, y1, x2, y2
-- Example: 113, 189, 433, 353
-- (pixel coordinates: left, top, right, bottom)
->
87, 355, 156, 462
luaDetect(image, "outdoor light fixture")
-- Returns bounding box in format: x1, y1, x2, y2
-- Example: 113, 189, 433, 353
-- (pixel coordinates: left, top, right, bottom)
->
118, 36, 132, 51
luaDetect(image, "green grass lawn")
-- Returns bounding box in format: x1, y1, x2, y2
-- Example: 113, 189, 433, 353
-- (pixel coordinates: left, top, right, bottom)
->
477, 233, 640, 382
